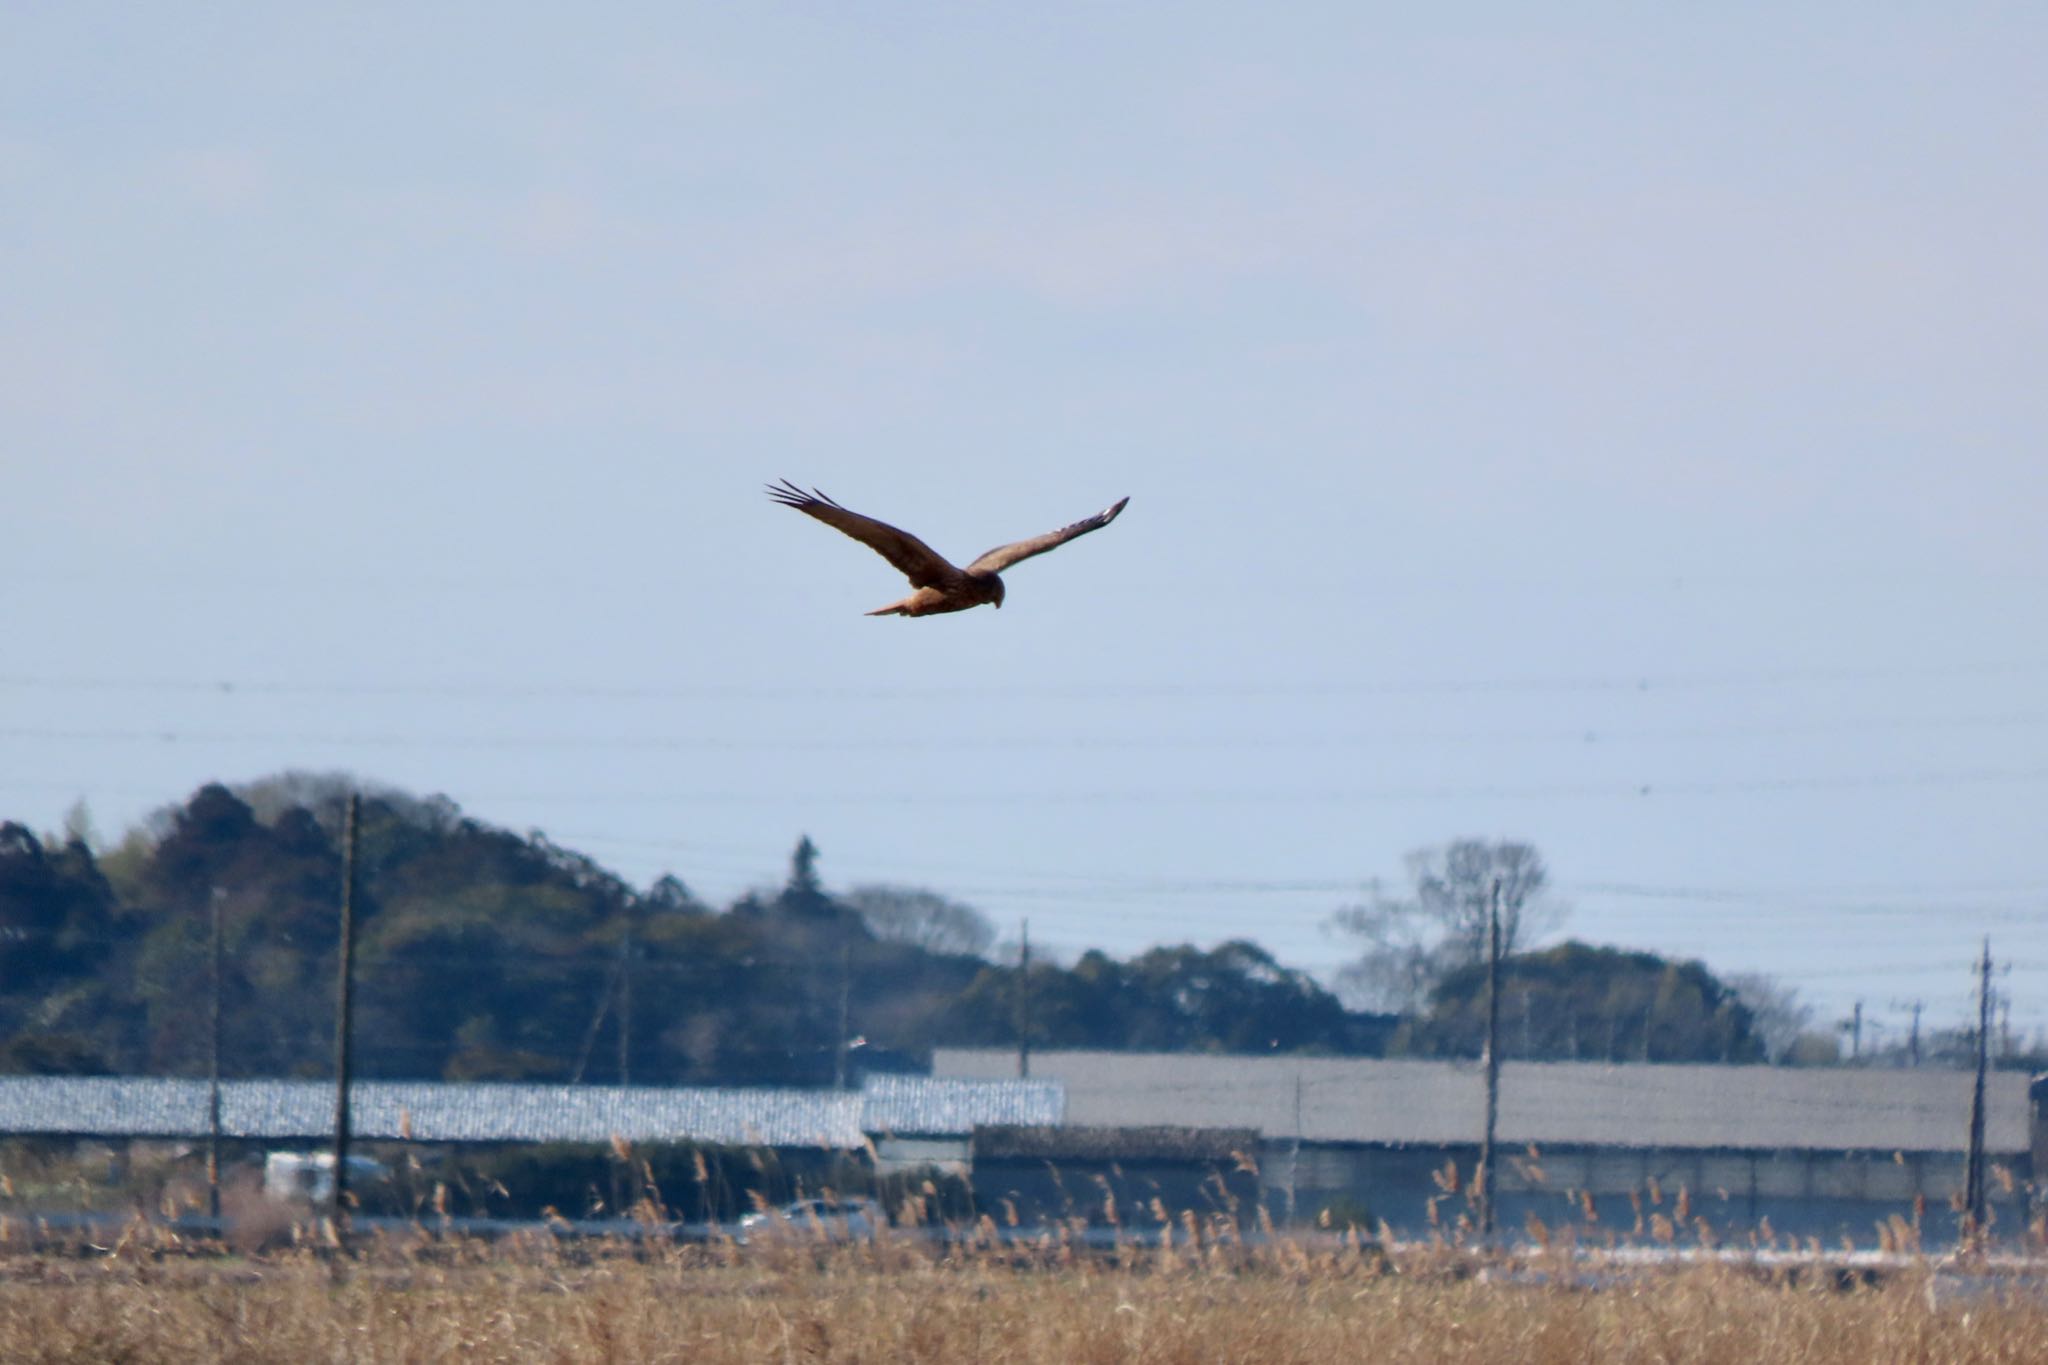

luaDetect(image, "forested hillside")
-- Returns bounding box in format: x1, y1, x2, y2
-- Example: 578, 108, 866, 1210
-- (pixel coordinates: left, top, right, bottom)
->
0, 777, 1396, 1083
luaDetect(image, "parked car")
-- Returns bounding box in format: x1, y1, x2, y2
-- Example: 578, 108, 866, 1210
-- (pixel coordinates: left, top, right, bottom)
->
736, 1197, 883, 1244
262, 1151, 391, 1205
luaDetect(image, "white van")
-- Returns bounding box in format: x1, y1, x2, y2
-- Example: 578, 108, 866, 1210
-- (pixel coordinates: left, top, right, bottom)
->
262, 1151, 390, 1204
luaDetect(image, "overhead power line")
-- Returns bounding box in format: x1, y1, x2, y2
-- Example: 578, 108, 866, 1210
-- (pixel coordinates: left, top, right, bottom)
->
11, 770, 2046, 812
2, 659, 2044, 701
4, 711, 2045, 750
380, 767, 2048, 806
552, 831, 2048, 904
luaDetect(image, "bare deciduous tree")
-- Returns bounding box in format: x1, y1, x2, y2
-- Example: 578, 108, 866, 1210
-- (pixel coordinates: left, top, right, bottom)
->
1326, 839, 1561, 1012
844, 884, 997, 957
1723, 972, 1814, 1064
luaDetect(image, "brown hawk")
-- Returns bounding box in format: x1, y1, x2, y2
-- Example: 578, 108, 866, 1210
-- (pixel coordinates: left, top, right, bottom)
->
768, 479, 1130, 616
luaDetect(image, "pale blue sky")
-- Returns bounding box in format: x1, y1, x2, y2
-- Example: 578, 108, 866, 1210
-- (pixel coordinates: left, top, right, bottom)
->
4, 6, 2044, 1043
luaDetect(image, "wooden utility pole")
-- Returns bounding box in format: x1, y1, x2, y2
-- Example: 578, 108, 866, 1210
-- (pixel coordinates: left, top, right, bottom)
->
614, 917, 636, 1216
207, 887, 224, 1223
329, 794, 361, 1235
1286, 1070, 1303, 1226
570, 933, 629, 1085
833, 942, 851, 1091
1894, 998, 1924, 1067
1965, 938, 1991, 1233
616, 920, 633, 1088
1478, 876, 1502, 1239
1017, 919, 1032, 1079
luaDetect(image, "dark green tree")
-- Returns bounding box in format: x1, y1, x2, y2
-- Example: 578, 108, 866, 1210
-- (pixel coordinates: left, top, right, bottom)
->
935, 940, 1394, 1055
0, 822, 115, 990
1399, 941, 1765, 1063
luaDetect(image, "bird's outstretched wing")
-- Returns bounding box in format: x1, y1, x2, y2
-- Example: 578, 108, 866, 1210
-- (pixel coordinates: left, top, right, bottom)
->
964, 496, 1130, 575
767, 480, 964, 587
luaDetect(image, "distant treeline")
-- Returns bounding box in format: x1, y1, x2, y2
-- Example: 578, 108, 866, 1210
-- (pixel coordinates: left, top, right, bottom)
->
0, 776, 1397, 1083
1, 774, 1843, 1083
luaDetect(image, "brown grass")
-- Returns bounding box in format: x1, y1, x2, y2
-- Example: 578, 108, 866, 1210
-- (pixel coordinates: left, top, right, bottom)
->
0, 1230, 2042, 1364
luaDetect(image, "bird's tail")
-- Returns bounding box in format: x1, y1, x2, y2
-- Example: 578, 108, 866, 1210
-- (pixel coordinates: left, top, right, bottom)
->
865, 601, 911, 617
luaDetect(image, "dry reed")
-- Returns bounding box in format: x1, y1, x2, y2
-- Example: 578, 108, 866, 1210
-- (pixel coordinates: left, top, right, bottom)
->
0, 1223, 2043, 1364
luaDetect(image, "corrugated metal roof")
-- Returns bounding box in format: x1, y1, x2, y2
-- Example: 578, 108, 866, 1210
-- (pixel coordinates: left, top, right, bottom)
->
932, 1049, 2035, 1155
0, 1075, 1071, 1149
0, 1077, 203, 1141
0, 1077, 866, 1149
859, 1075, 1064, 1135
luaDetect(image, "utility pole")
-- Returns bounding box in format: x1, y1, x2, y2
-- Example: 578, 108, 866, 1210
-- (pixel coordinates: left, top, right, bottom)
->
614, 917, 636, 1216
1849, 1000, 1863, 1062
616, 920, 633, 1088
1893, 999, 1924, 1067
1479, 876, 1502, 1239
1286, 1070, 1303, 1226
1017, 919, 1032, 1080
833, 942, 851, 1091
207, 887, 224, 1224
329, 794, 361, 1238
570, 932, 629, 1086
1965, 938, 1992, 1234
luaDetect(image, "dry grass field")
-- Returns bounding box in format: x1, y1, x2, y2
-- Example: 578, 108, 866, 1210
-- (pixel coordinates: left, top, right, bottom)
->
0, 1228, 2046, 1364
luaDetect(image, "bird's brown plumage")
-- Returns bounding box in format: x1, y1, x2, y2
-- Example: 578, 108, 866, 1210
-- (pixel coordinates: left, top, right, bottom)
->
767, 479, 1129, 616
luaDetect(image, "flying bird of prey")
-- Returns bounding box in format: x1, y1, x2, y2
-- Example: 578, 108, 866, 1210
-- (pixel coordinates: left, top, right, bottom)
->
767, 479, 1130, 616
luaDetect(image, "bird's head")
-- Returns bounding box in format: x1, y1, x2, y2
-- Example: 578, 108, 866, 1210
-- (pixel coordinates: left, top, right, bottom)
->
991, 577, 1005, 609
